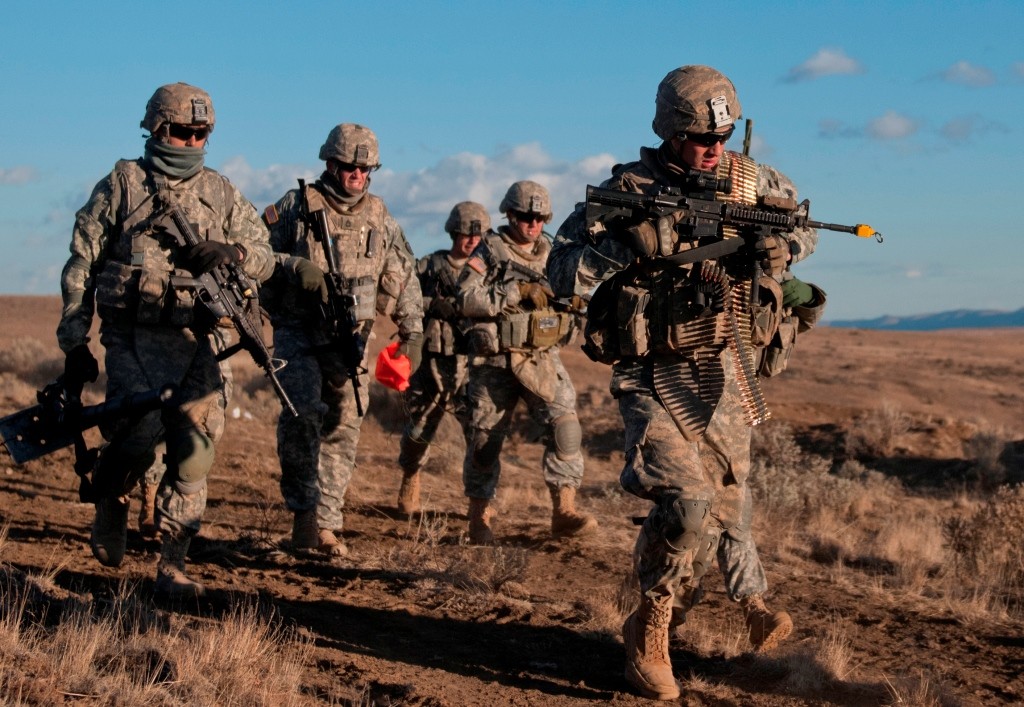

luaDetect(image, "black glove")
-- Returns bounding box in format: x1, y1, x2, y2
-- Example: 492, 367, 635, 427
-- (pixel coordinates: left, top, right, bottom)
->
290, 258, 328, 303
518, 281, 553, 310
397, 333, 424, 374
64, 344, 99, 385
189, 241, 242, 274
429, 296, 457, 320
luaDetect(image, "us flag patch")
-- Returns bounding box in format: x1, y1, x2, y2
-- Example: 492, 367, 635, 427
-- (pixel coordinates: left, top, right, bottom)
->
263, 205, 279, 225
467, 257, 487, 274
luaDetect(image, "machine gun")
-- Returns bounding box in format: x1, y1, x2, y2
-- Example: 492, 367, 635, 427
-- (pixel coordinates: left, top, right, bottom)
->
154, 202, 297, 418
299, 180, 367, 416
0, 375, 177, 501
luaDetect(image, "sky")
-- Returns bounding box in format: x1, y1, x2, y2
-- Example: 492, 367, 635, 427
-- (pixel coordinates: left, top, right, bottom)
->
2, 0, 1022, 320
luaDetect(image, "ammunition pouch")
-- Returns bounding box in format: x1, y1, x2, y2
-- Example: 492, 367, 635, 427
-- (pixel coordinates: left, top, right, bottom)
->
750, 275, 783, 347
582, 277, 652, 364
347, 275, 377, 322
498, 309, 572, 351
757, 315, 797, 378
95, 260, 195, 327
424, 317, 459, 356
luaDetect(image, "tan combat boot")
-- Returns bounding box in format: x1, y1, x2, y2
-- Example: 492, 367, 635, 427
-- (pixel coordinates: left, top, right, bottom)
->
138, 481, 160, 539
397, 470, 421, 516
623, 593, 680, 700
467, 497, 494, 545
742, 594, 793, 652
91, 495, 130, 567
318, 529, 349, 557
155, 529, 205, 598
549, 486, 598, 538
291, 509, 319, 549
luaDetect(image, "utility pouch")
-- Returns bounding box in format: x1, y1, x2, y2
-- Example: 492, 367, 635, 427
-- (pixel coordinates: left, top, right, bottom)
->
95, 261, 139, 323
136, 268, 169, 325
467, 322, 500, 356
616, 285, 651, 358
348, 276, 377, 322
527, 309, 570, 349
498, 312, 529, 350
758, 316, 797, 378
750, 275, 783, 347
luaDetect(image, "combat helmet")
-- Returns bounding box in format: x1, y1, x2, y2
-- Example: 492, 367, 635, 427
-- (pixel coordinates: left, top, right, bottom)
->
140, 83, 215, 134
445, 201, 491, 237
499, 180, 552, 223
319, 123, 380, 168
652, 65, 741, 140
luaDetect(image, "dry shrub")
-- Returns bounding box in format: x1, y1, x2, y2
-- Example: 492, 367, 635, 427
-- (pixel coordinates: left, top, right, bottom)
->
884, 669, 958, 707
965, 430, 1010, 491
943, 484, 1024, 614
846, 401, 911, 457
0, 338, 63, 386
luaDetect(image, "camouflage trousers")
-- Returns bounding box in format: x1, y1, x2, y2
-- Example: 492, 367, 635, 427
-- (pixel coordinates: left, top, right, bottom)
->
463, 352, 583, 499
274, 326, 369, 532
613, 351, 751, 604
399, 352, 470, 474
97, 323, 229, 534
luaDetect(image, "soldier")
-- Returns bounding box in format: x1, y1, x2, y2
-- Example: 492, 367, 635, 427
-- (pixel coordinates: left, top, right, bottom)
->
548, 66, 818, 699
395, 202, 489, 515
262, 123, 423, 558
57, 83, 275, 597
457, 181, 597, 544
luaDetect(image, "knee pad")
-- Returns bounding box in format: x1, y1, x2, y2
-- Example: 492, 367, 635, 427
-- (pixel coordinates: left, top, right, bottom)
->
167, 427, 215, 486
552, 413, 582, 460
690, 528, 722, 582
662, 497, 711, 553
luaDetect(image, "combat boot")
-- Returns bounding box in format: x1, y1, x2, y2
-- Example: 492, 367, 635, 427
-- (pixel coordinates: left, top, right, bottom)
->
291, 509, 318, 549
741, 594, 793, 652
90, 495, 130, 567
549, 485, 598, 538
317, 529, 349, 557
155, 528, 205, 598
138, 481, 160, 539
467, 497, 494, 545
397, 470, 421, 516
623, 593, 680, 700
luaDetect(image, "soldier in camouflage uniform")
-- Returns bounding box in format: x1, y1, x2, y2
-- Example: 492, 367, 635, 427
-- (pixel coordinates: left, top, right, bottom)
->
57, 83, 275, 597
395, 202, 489, 515
457, 181, 597, 544
262, 123, 424, 558
548, 66, 818, 699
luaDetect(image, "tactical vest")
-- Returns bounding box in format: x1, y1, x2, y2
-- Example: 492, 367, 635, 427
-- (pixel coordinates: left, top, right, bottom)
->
464, 232, 576, 355
585, 151, 783, 361
94, 159, 234, 328
421, 250, 463, 356
299, 184, 391, 324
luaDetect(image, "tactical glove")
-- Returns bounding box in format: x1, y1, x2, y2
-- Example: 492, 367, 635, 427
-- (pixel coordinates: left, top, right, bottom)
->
64, 344, 99, 385
429, 296, 458, 320
759, 235, 789, 278
781, 277, 815, 308
397, 332, 424, 375
289, 257, 329, 303
518, 281, 553, 310
621, 211, 687, 258
188, 241, 242, 274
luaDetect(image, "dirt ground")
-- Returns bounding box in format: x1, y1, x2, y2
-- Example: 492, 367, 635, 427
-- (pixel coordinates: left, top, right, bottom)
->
2, 295, 1023, 706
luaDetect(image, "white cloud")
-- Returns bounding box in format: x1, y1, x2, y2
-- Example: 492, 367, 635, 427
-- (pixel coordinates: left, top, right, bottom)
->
940, 115, 1006, 142
220, 143, 618, 255
0, 166, 39, 185
904, 269, 923, 279
866, 111, 919, 140
784, 48, 864, 82
938, 61, 996, 87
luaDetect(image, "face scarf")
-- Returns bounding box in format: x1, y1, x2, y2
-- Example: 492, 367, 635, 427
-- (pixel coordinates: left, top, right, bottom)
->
319, 169, 369, 209
145, 136, 206, 179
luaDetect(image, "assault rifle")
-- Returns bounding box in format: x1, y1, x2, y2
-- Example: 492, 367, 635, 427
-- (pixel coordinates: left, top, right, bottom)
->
299, 180, 367, 416
585, 184, 882, 270
0, 375, 177, 501
154, 202, 297, 418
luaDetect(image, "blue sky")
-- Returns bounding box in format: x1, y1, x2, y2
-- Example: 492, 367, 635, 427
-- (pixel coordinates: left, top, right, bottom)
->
2, 0, 1022, 320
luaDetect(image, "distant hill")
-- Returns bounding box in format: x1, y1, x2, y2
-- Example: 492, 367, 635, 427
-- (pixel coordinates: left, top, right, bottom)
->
827, 307, 1024, 330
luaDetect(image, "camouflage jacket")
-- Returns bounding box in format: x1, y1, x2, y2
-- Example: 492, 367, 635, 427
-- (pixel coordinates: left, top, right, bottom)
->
261, 180, 422, 342
418, 249, 468, 356
57, 159, 274, 352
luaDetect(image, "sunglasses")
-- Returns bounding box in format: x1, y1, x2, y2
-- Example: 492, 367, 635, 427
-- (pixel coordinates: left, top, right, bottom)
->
683, 128, 734, 147
512, 211, 545, 224
336, 162, 379, 174
167, 124, 211, 141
